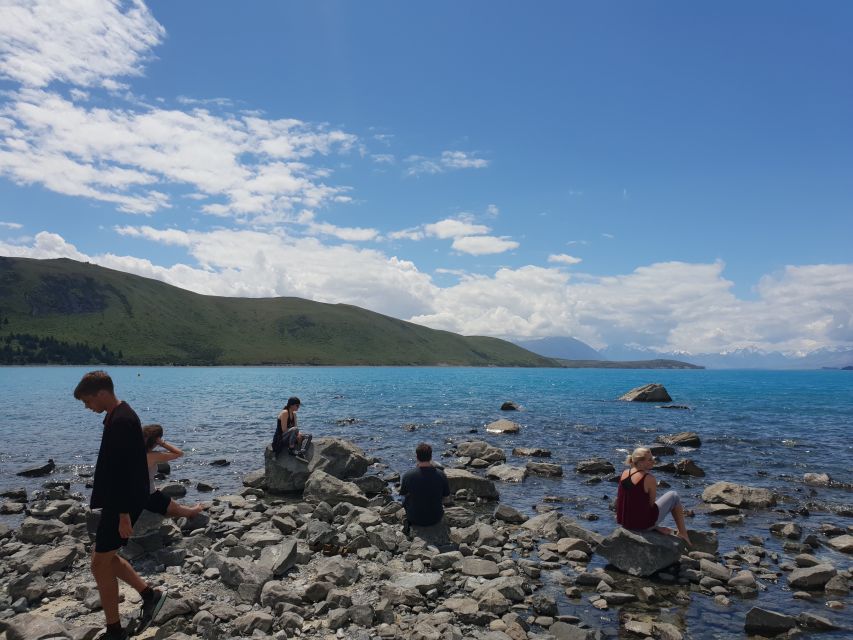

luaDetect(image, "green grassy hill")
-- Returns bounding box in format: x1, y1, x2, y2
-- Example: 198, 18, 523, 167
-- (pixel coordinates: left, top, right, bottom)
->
0, 257, 558, 367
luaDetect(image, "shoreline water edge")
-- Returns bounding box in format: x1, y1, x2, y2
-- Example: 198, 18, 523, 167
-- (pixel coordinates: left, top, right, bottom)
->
0, 368, 851, 639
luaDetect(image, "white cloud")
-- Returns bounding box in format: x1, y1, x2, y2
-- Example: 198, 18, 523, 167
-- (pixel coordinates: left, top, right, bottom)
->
0, 89, 357, 216
370, 153, 395, 164
307, 221, 379, 242
486, 204, 499, 217
0, 0, 165, 88
548, 253, 582, 265
423, 218, 490, 239
2, 230, 852, 355
388, 228, 425, 241
601, 233, 615, 239
0, 221, 23, 229
451, 235, 519, 255
405, 150, 489, 176
115, 224, 190, 246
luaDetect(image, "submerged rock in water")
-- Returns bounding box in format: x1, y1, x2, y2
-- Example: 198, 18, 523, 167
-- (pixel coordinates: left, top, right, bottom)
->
597, 527, 684, 577
619, 383, 671, 402
486, 464, 528, 483
456, 440, 506, 463
513, 446, 551, 457
500, 401, 520, 411
527, 461, 563, 477
575, 458, 615, 474
675, 459, 705, 477
702, 481, 776, 508
16, 459, 55, 478
485, 418, 520, 434
744, 607, 797, 636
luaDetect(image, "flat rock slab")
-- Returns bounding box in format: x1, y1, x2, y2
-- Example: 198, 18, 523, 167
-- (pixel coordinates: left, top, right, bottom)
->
827, 534, 853, 554
392, 572, 442, 593
575, 458, 615, 474
657, 431, 701, 448
789, 564, 837, 589
485, 418, 520, 434
701, 481, 776, 508
32, 545, 77, 575
745, 607, 797, 636
459, 556, 500, 578
445, 468, 500, 500
16, 459, 55, 478
619, 384, 671, 402
2, 612, 69, 640
527, 461, 563, 477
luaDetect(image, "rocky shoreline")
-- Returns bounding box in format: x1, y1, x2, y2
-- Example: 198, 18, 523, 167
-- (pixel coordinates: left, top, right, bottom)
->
0, 430, 851, 640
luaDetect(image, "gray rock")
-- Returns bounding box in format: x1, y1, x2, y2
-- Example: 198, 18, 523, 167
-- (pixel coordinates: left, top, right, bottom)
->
257, 539, 298, 577
241, 527, 283, 548
456, 441, 506, 463
1, 487, 28, 501
549, 621, 600, 640
316, 556, 360, 586
303, 469, 368, 507
353, 475, 388, 495
485, 418, 520, 434
500, 401, 520, 411
513, 447, 551, 457
153, 596, 200, 625
699, 559, 732, 582
486, 464, 528, 483
619, 384, 671, 402
744, 607, 797, 636
18, 517, 68, 544
675, 459, 705, 477
308, 438, 370, 479
391, 572, 442, 593
443, 505, 477, 527
264, 445, 311, 493
304, 519, 336, 547
796, 612, 839, 631
575, 459, 615, 474
597, 527, 684, 577
459, 556, 500, 578
472, 576, 527, 602
701, 481, 776, 508
232, 611, 274, 635
9, 573, 48, 602
770, 521, 802, 539
687, 529, 718, 554
159, 482, 186, 498
494, 504, 527, 524
803, 472, 832, 486
242, 468, 266, 489
789, 564, 837, 589
526, 461, 563, 477
827, 534, 853, 554
656, 431, 701, 447
2, 612, 69, 640
444, 468, 500, 500
326, 607, 351, 630
431, 551, 464, 571
31, 544, 77, 575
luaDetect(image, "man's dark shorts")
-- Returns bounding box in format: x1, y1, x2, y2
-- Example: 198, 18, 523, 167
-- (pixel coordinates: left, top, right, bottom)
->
146, 490, 172, 516
94, 508, 143, 553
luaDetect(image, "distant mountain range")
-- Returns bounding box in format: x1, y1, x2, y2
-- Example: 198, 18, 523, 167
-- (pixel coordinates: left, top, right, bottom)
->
513, 337, 702, 369
515, 335, 853, 370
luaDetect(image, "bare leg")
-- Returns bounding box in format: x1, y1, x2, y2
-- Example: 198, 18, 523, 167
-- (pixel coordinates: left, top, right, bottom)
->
672, 504, 691, 545
91, 551, 148, 625
655, 526, 673, 535
166, 501, 204, 519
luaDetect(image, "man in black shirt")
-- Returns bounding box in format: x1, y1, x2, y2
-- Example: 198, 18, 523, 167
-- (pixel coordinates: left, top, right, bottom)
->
74, 371, 167, 640
399, 442, 450, 529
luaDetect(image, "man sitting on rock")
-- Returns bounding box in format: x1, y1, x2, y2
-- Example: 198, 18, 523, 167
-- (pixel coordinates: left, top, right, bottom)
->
399, 443, 450, 537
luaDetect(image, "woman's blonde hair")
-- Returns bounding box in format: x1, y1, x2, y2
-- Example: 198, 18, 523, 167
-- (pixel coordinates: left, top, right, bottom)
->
625, 447, 652, 466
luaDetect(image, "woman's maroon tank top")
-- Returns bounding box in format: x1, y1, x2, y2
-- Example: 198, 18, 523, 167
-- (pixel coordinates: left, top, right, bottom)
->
615, 470, 659, 530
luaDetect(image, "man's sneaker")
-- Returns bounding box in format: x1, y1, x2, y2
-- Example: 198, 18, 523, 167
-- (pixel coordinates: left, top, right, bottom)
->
135, 588, 167, 634
98, 628, 129, 640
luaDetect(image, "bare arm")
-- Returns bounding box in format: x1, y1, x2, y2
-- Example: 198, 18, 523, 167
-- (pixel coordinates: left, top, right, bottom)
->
644, 473, 657, 506
147, 438, 183, 463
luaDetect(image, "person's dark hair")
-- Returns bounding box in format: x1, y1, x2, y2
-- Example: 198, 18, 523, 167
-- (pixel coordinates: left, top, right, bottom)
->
73, 370, 114, 399
416, 442, 432, 462
142, 424, 164, 451
285, 396, 301, 408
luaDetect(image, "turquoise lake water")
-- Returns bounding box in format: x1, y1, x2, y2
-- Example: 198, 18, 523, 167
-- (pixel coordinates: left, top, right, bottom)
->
1, 366, 851, 636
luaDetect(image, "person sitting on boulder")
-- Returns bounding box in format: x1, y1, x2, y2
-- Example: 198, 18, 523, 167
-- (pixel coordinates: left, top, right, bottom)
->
399, 442, 450, 534
616, 447, 691, 545
272, 396, 312, 461
142, 424, 205, 519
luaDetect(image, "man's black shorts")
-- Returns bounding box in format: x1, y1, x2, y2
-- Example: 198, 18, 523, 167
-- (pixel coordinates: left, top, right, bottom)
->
94, 508, 143, 553
146, 490, 172, 516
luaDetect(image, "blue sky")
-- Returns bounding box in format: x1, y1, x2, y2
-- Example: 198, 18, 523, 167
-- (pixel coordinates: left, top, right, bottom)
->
0, 1, 851, 355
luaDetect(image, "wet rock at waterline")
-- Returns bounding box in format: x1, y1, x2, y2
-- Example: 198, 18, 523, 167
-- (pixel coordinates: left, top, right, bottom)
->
619, 383, 672, 402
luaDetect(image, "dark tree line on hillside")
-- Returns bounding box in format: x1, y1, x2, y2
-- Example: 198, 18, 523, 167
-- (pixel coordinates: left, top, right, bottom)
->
1, 333, 124, 365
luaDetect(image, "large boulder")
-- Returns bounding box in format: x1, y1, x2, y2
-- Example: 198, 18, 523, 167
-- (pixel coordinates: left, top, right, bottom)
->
303, 470, 368, 507
18, 518, 68, 544
597, 527, 685, 577
456, 441, 506, 463
308, 438, 370, 479
788, 564, 837, 590
485, 419, 520, 434
701, 481, 776, 508
619, 384, 671, 402
264, 445, 311, 493
444, 468, 500, 500
31, 545, 77, 575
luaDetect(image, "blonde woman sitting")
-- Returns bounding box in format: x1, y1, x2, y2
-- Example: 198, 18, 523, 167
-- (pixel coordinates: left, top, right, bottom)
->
616, 447, 690, 545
